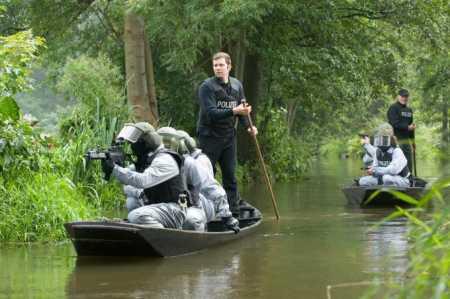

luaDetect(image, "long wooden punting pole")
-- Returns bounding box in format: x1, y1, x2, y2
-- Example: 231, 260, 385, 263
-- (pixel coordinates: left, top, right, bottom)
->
242, 100, 280, 221
411, 140, 418, 177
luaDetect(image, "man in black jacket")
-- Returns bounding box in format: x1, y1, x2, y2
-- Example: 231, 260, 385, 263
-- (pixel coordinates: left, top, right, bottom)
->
387, 89, 416, 171
197, 52, 257, 212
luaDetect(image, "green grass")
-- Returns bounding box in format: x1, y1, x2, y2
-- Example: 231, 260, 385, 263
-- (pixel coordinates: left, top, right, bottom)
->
365, 178, 450, 298
0, 173, 94, 242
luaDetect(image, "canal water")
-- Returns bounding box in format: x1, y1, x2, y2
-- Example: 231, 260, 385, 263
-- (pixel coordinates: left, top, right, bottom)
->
0, 157, 443, 299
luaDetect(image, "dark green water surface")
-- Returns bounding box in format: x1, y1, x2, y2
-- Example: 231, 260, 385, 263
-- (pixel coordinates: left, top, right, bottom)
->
0, 158, 443, 299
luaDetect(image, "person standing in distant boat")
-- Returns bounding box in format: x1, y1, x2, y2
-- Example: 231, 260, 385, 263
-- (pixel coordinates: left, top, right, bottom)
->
196, 52, 257, 213
387, 89, 415, 171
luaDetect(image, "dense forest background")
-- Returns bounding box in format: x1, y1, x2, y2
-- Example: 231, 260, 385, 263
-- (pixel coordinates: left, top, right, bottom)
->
0, 1, 449, 242
3, 1, 449, 158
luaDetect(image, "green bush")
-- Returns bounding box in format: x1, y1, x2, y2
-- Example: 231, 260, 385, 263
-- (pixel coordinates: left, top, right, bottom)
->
0, 172, 94, 242
0, 119, 48, 182
0, 30, 44, 97
56, 54, 128, 143
259, 108, 315, 180
0, 44, 126, 241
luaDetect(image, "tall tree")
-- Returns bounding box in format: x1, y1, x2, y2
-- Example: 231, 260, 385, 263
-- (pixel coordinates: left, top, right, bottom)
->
124, 11, 158, 125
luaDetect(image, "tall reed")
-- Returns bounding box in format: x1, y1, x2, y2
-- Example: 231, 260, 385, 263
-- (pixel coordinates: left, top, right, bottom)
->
366, 178, 450, 298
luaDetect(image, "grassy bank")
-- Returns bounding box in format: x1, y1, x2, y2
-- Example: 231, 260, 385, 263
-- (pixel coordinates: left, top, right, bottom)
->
365, 178, 450, 298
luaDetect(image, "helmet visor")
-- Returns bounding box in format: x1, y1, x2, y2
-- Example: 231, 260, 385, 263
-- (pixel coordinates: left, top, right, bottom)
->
116, 124, 143, 143
373, 135, 391, 147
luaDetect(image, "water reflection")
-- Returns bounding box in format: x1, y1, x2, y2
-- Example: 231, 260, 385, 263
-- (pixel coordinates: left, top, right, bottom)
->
0, 244, 74, 299
342, 208, 410, 275
66, 236, 265, 299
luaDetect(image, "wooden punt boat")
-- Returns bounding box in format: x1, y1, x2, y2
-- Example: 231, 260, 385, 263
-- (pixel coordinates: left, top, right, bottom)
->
65, 206, 262, 257
342, 184, 426, 207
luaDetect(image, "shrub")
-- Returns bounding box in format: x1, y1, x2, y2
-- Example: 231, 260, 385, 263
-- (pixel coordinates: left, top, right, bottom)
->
259, 108, 314, 180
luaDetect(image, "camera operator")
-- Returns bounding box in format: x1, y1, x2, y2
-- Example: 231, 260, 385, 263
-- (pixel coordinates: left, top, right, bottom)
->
101, 122, 187, 229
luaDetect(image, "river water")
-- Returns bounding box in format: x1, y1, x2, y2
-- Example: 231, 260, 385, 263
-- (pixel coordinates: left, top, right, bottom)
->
0, 157, 443, 299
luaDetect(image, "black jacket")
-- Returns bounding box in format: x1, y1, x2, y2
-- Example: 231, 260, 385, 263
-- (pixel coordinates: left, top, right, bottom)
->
387, 101, 414, 140
197, 76, 249, 138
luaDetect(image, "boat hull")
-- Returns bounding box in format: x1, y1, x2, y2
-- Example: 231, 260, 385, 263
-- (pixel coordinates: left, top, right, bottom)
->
65, 214, 261, 257
342, 185, 425, 207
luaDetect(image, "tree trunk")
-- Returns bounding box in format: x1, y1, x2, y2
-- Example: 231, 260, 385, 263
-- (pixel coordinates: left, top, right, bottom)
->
243, 53, 264, 120
232, 31, 246, 82
124, 12, 158, 125
144, 34, 159, 126
237, 53, 264, 163
286, 99, 298, 135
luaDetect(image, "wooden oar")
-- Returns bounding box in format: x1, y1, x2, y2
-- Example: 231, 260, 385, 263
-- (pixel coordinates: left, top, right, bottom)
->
411, 139, 418, 177
242, 100, 280, 221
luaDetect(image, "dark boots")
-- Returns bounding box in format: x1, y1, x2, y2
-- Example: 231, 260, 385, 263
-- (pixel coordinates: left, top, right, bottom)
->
222, 216, 240, 233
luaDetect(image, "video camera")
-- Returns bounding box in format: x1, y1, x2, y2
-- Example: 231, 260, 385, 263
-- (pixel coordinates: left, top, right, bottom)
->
85, 142, 126, 180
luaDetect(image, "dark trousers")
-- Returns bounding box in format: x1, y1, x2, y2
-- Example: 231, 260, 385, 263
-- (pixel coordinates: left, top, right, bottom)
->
198, 135, 238, 208
399, 140, 413, 173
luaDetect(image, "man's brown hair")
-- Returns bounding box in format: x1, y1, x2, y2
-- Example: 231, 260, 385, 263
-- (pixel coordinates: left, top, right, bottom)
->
212, 52, 231, 65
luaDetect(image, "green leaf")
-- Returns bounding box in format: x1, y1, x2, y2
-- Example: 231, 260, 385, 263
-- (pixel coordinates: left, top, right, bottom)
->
0, 96, 20, 121
387, 189, 420, 206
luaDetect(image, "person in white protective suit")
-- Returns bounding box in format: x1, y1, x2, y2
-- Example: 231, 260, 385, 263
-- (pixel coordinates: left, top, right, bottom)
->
101, 122, 187, 229
358, 123, 411, 187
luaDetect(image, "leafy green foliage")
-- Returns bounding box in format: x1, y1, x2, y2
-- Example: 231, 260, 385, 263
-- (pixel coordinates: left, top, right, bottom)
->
0, 96, 20, 121
0, 30, 44, 97
0, 119, 48, 182
0, 33, 126, 242
0, 113, 109, 242
0, 29, 46, 181
0, 172, 94, 242
258, 108, 314, 180
56, 54, 128, 185
56, 54, 124, 113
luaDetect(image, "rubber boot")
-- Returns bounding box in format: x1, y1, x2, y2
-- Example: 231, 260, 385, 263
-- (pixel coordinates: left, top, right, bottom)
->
222, 216, 240, 234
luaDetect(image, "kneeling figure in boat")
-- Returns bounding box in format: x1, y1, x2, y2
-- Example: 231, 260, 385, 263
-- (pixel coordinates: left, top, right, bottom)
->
177, 130, 240, 233
358, 123, 410, 188
157, 126, 208, 232
101, 122, 189, 229
158, 128, 240, 233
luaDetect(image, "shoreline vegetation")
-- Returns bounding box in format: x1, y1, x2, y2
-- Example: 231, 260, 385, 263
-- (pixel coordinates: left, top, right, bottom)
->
362, 178, 450, 299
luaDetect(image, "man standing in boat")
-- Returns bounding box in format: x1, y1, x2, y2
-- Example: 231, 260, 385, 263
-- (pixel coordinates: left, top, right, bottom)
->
101, 122, 187, 229
358, 123, 411, 187
197, 52, 257, 212
387, 89, 416, 172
